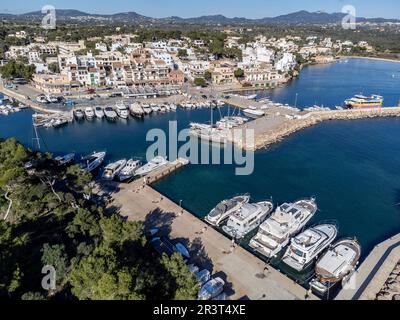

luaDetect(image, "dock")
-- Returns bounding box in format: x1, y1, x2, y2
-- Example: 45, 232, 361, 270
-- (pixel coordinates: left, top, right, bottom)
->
0, 81, 62, 114
105, 160, 318, 301
335, 233, 400, 300
230, 107, 400, 151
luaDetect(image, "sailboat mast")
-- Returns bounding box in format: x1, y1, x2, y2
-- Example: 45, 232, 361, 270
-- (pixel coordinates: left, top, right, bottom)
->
32, 116, 41, 150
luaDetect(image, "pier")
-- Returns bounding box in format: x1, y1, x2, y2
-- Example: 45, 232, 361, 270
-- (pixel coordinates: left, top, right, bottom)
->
105, 163, 318, 301
230, 107, 400, 151
0, 81, 62, 114
335, 233, 400, 300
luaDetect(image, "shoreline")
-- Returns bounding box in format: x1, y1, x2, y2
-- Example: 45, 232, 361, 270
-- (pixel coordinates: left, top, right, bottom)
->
337, 55, 400, 64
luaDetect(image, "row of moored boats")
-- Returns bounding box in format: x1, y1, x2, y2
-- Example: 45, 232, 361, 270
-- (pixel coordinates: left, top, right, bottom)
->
54, 151, 169, 182
205, 195, 361, 296
72, 100, 225, 122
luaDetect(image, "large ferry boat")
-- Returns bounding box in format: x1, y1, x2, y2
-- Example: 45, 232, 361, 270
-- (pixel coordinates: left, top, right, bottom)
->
344, 94, 383, 108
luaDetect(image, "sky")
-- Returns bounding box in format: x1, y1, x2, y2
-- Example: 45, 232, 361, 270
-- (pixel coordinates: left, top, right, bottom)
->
1, 0, 399, 19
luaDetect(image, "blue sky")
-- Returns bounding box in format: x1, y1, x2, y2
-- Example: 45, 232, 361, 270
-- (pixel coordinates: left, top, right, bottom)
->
1, 0, 399, 19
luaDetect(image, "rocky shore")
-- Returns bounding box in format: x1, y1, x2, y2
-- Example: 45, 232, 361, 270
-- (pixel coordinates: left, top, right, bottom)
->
376, 261, 400, 300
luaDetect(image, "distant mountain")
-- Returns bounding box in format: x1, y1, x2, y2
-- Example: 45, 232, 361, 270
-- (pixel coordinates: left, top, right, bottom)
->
23, 9, 91, 17
2, 9, 399, 25
264, 10, 348, 24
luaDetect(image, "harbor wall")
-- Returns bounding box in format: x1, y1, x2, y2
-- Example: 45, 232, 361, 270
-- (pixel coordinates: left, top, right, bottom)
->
238, 107, 400, 151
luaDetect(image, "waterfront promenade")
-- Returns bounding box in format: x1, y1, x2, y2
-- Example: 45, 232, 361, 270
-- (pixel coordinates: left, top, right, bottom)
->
336, 233, 400, 300
105, 165, 317, 300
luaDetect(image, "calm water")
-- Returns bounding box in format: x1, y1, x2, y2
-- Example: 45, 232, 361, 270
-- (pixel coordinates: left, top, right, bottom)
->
256, 58, 400, 108
1, 58, 400, 269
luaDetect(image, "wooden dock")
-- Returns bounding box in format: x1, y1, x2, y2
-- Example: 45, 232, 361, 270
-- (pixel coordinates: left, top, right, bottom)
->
143, 158, 190, 184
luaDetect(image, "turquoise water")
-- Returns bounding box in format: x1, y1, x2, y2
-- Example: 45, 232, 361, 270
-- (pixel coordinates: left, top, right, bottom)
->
1, 58, 400, 264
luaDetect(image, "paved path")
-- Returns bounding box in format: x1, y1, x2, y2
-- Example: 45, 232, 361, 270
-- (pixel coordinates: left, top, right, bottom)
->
107, 179, 317, 301
335, 233, 400, 300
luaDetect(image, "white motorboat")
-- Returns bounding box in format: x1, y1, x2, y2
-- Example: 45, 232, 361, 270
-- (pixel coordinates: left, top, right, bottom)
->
115, 102, 129, 119
169, 104, 177, 111
310, 238, 361, 295
102, 159, 127, 180
243, 108, 265, 119
73, 109, 84, 120
94, 106, 105, 119
151, 105, 161, 113
46, 95, 59, 103
104, 107, 118, 121
222, 201, 274, 239
142, 104, 153, 115
135, 156, 169, 177
282, 224, 338, 272
84, 107, 95, 120
249, 198, 317, 259
54, 153, 75, 166
118, 159, 141, 181
129, 103, 145, 118
205, 195, 250, 226
36, 95, 48, 104
82, 151, 106, 173
198, 278, 225, 301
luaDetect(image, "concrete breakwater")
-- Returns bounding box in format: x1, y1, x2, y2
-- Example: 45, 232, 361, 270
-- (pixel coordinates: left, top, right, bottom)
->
235, 107, 400, 151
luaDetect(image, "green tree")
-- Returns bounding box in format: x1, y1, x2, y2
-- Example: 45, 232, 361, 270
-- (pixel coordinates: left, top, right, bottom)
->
48, 62, 60, 74
41, 243, 69, 285
204, 70, 212, 80
194, 77, 207, 87
234, 68, 244, 78
99, 214, 145, 248
21, 292, 46, 300
161, 253, 198, 300
177, 49, 188, 59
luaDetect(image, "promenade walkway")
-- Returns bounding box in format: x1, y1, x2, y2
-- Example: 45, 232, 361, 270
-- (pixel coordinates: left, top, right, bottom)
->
107, 176, 317, 300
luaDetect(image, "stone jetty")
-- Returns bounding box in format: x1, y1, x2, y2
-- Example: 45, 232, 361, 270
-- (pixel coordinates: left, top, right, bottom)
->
232, 107, 400, 151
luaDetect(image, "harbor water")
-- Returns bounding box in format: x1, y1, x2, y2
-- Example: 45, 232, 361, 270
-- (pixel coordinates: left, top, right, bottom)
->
1, 58, 400, 284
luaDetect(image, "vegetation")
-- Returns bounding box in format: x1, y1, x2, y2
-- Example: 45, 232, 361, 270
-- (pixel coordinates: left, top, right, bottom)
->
234, 68, 244, 78
0, 59, 36, 80
0, 138, 198, 300
194, 77, 207, 87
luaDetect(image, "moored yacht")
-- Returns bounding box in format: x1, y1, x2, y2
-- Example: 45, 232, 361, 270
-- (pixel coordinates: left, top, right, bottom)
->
129, 103, 145, 118
115, 102, 129, 119
205, 195, 250, 226
222, 201, 274, 239
73, 109, 84, 121
82, 151, 106, 173
282, 224, 338, 272
310, 238, 361, 295
102, 159, 127, 180
135, 156, 169, 177
104, 107, 118, 121
54, 153, 75, 166
94, 106, 105, 119
243, 107, 265, 119
118, 159, 141, 182
84, 107, 95, 120
142, 104, 153, 115
249, 198, 317, 259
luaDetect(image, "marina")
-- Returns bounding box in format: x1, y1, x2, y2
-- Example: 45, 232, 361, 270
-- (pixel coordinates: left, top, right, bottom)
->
1, 58, 400, 300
